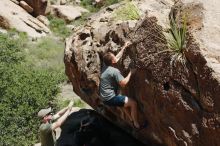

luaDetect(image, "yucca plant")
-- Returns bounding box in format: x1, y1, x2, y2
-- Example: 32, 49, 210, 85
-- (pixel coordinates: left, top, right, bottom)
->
166, 11, 187, 54
166, 11, 188, 75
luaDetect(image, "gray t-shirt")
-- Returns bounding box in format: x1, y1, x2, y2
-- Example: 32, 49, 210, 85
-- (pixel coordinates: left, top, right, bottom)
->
99, 66, 124, 101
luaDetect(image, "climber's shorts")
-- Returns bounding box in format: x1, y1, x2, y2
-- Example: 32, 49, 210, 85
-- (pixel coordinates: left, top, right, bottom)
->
103, 95, 128, 107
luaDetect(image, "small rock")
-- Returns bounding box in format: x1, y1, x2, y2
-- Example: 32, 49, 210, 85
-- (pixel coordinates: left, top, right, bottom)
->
75, 0, 81, 5
94, 0, 104, 7
51, 5, 89, 22
66, 25, 75, 30
106, 7, 113, 12
60, 0, 67, 5
127, 20, 137, 28
19, 1, 33, 13
106, 3, 121, 12
99, 17, 108, 22
37, 15, 50, 26
0, 0, 50, 38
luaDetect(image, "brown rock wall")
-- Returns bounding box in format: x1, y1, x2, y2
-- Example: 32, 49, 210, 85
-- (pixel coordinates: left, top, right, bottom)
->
20, 0, 48, 16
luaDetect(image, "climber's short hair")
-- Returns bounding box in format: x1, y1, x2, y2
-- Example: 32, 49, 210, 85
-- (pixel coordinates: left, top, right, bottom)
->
103, 52, 113, 66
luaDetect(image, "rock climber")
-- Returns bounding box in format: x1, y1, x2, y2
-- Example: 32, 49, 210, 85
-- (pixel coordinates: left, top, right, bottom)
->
99, 41, 140, 129
38, 101, 74, 146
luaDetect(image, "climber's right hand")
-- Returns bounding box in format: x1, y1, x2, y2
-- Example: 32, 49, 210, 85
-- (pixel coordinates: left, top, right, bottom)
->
124, 41, 132, 48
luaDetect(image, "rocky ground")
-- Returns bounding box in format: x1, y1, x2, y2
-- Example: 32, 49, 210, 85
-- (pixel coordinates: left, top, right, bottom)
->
0, 0, 88, 38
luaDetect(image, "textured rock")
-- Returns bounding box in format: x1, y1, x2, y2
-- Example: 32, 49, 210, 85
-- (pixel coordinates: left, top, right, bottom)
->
10, 0, 19, 5
60, 0, 67, 5
37, 15, 50, 26
50, 5, 89, 22
19, 0, 33, 13
0, 0, 50, 38
64, 0, 220, 146
21, 0, 48, 16
57, 109, 147, 146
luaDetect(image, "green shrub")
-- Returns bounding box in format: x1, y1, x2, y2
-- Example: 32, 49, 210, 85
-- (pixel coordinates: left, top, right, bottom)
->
25, 36, 65, 78
0, 65, 61, 146
104, 0, 121, 6
48, 16, 71, 38
0, 32, 62, 145
113, 2, 140, 20
80, 0, 99, 12
0, 30, 27, 64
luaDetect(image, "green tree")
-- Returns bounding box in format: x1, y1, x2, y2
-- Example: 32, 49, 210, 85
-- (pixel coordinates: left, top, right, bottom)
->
0, 32, 62, 145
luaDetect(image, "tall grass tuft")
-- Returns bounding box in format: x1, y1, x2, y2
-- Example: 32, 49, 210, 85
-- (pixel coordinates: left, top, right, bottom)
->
113, 2, 140, 20
166, 10, 187, 54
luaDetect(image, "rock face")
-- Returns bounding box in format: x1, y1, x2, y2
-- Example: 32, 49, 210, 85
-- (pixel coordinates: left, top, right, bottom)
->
21, 0, 48, 16
10, 0, 19, 5
50, 5, 89, 23
57, 109, 147, 146
37, 15, 50, 26
64, 0, 220, 146
0, 0, 50, 38
19, 1, 33, 13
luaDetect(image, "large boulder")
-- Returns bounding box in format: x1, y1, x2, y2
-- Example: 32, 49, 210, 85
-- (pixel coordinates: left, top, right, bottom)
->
64, 0, 220, 146
19, 0, 48, 16
37, 15, 50, 26
57, 109, 147, 146
50, 5, 89, 23
19, 1, 33, 13
10, 0, 19, 5
0, 0, 50, 38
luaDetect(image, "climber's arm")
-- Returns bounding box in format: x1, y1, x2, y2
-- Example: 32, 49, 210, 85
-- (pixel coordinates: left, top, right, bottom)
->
52, 107, 69, 120
115, 41, 131, 63
119, 71, 131, 88
119, 69, 136, 88
51, 101, 73, 130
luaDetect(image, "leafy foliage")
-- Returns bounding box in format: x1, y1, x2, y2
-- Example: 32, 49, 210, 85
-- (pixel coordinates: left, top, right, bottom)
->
113, 2, 140, 20
25, 36, 66, 81
104, 0, 122, 7
0, 32, 62, 146
80, 0, 100, 12
48, 16, 71, 38
166, 11, 187, 54
0, 30, 27, 64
